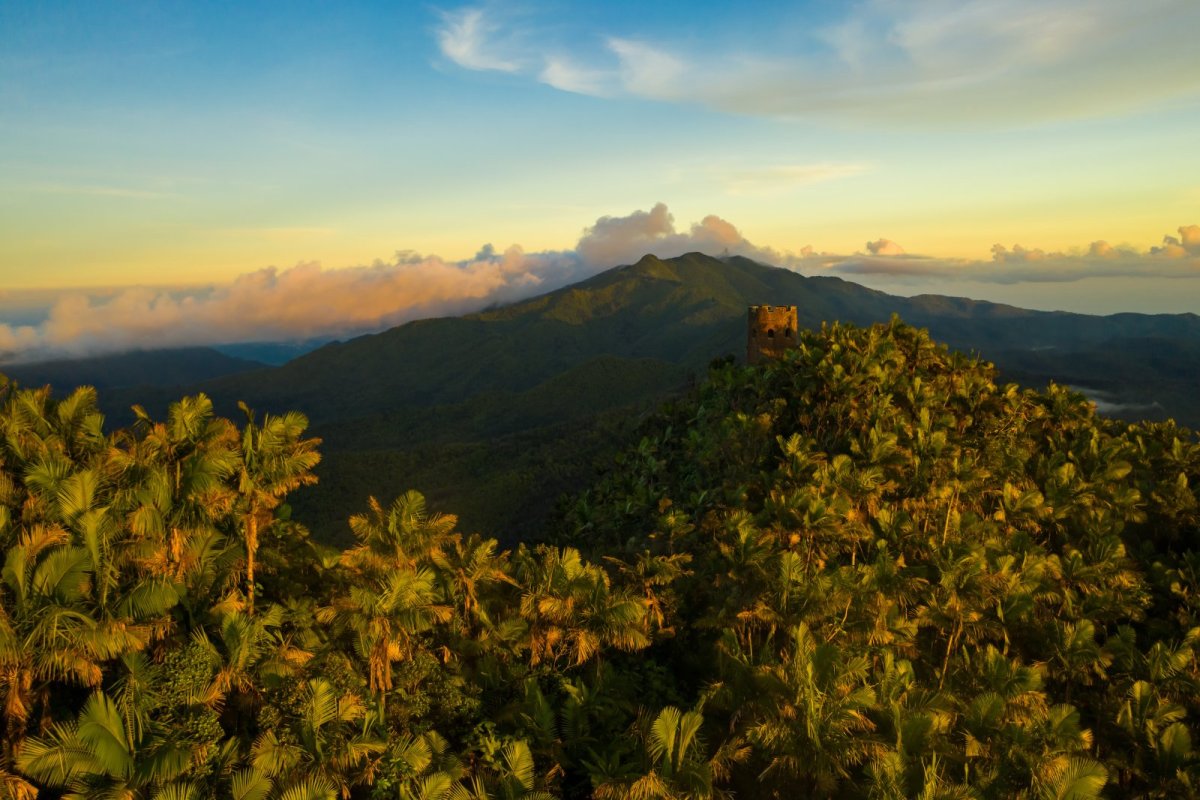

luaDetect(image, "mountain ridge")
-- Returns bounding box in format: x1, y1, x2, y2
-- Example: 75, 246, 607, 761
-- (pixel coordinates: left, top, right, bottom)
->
191, 251, 1195, 420
1, 346, 267, 392
6, 252, 1196, 540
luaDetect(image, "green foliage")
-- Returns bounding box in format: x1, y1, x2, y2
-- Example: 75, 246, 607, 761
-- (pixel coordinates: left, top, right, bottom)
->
2, 317, 1198, 799
60, 252, 1197, 546
565, 318, 1200, 797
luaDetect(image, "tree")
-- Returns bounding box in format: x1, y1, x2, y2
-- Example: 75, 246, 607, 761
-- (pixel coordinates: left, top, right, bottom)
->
16, 690, 195, 799
235, 404, 320, 614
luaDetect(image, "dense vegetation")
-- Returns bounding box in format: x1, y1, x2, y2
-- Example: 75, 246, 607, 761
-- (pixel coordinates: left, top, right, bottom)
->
2, 319, 1199, 799
17, 253, 1195, 541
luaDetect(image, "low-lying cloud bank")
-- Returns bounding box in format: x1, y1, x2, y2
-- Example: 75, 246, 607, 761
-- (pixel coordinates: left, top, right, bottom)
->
0, 203, 787, 363
0, 205, 1196, 363
824, 225, 1200, 284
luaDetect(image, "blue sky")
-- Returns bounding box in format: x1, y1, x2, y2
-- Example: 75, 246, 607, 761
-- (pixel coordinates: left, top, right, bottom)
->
0, 0, 1198, 358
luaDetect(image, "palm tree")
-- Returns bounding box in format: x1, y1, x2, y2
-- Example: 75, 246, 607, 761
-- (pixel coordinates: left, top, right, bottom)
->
0, 384, 105, 471
603, 551, 691, 636
741, 624, 881, 796
450, 740, 553, 800
593, 707, 721, 800
16, 690, 196, 799
316, 566, 451, 709
1030, 756, 1108, 800
433, 533, 518, 642
235, 404, 320, 614
246, 677, 383, 799
0, 767, 38, 800
513, 546, 650, 668
378, 731, 466, 800
1, 524, 114, 769
345, 490, 458, 572
120, 395, 239, 592
196, 605, 312, 729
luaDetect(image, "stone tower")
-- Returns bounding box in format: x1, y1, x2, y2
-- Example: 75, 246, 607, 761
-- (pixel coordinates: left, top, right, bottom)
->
747, 305, 798, 364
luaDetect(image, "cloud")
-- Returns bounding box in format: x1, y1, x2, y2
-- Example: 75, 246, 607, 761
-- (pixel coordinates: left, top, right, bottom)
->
0, 250, 576, 363
0, 204, 806, 363
1069, 386, 1163, 416
2, 206, 1197, 363
432, 1, 1200, 125
1154, 224, 1200, 257
818, 226, 1200, 285
1182, 225, 1200, 254
539, 56, 612, 96
574, 203, 805, 269
1086, 241, 1131, 259
866, 239, 906, 256
435, 7, 520, 73
606, 38, 685, 100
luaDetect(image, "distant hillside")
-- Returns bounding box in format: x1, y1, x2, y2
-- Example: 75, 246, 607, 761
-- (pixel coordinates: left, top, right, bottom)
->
118, 253, 1199, 423
2, 346, 267, 392
213, 339, 332, 365
11, 253, 1199, 541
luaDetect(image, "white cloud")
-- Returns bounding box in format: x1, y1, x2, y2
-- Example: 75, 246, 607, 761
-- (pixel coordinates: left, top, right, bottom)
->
574, 202, 804, 269
435, 7, 520, 73
538, 56, 614, 96
606, 38, 685, 100
432, 0, 1200, 125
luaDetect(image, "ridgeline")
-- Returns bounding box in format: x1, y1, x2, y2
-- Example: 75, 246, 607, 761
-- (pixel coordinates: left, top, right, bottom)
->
7, 253, 1199, 541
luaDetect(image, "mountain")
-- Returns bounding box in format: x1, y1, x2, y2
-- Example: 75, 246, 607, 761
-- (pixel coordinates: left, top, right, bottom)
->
1, 346, 267, 392
109, 252, 1200, 422
9, 253, 1199, 541
212, 338, 332, 365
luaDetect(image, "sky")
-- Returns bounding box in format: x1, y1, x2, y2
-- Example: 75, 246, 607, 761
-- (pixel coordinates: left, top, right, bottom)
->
0, 0, 1198, 361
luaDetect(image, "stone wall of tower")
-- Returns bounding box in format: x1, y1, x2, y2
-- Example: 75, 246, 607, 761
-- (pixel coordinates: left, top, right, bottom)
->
747, 305, 798, 364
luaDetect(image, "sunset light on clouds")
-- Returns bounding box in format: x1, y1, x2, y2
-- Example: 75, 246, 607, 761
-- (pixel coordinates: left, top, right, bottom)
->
1, 0, 1198, 359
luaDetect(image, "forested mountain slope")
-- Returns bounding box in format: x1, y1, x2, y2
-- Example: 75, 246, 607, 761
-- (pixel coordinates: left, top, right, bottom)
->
2, 320, 1198, 799
17, 253, 1200, 538
2, 346, 266, 392
125, 253, 1197, 424
84, 253, 1198, 431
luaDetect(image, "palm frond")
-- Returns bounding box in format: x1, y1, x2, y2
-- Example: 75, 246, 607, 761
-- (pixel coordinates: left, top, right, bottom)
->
273, 776, 337, 800
232, 767, 273, 800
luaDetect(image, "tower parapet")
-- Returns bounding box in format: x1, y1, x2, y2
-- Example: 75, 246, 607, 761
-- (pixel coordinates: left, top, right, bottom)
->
747, 305, 798, 364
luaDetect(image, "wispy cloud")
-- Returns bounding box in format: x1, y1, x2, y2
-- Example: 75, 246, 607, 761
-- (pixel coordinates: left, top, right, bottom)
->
538, 55, 612, 96
435, 7, 520, 72
605, 38, 685, 100
432, 1, 1200, 125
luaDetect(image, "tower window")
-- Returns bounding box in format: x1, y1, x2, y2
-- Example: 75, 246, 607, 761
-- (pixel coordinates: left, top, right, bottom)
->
767, 329, 775, 338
